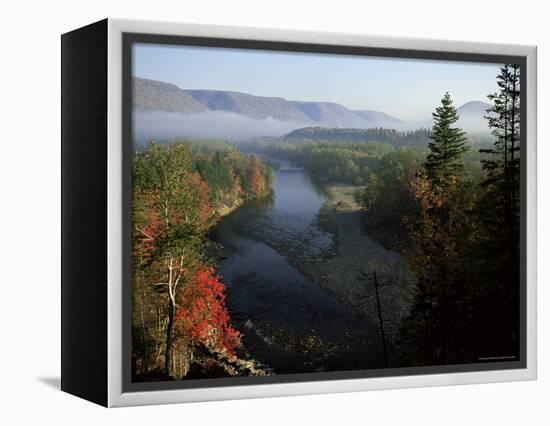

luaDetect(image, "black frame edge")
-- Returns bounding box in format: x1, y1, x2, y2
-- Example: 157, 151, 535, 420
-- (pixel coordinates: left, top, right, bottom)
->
61, 18, 109, 407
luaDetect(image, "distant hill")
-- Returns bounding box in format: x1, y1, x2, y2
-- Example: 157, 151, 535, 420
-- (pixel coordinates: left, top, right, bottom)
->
401, 101, 493, 133
133, 77, 402, 129
457, 100, 491, 116
352, 110, 402, 127
456, 101, 492, 133
133, 78, 208, 113
185, 90, 313, 123
133, 77, 491, 139
290, 101, 368, 128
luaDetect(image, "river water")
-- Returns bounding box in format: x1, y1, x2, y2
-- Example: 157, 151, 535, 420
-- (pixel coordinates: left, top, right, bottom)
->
213, 159, 384, 374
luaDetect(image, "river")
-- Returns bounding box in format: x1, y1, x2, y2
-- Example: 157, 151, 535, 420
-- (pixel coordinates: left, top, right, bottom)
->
213, 159, 386, 374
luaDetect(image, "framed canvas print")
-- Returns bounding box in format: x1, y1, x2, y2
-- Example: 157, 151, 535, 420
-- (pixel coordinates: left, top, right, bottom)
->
61, 19, 537, 407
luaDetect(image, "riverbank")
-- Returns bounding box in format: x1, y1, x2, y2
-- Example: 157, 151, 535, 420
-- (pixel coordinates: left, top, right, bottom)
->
214, 166, 397, 371
215, 187, 273, 218
209, 189, 271, 246
298, 184, 413, 342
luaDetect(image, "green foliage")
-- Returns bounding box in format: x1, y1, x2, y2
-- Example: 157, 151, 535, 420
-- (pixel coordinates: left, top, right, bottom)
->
195, 152, 235, 197
476, 64, 521, 355
131, 65, 521, 373
358, 147, 427, 247
247, 139, 394, 184
480, 64, 521, 220
425, 92, 469, 183
131, 141, 272, 380
401, 71, 521, 366
285, 126, 433, 147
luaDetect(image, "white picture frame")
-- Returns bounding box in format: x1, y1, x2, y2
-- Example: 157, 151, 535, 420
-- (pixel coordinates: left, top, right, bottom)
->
61, 18, 537, 407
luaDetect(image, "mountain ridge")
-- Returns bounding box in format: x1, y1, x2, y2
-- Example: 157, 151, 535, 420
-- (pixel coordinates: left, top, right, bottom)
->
185, 89, 313, 123
133, 77, 402, 128
133, 77, 492, 136
133, 77, 208, 113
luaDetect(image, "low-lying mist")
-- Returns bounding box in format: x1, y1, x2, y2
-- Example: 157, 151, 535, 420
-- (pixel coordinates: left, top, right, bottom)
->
134, 110, 310, 143
394, 117, 491, 134
133, 110, 491, 147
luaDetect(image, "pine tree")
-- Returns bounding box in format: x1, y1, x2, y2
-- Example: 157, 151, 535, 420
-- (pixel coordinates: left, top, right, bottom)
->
403, 93, 472, 365
475, 64, 521, 357
481, 64, 521, 225
425, 92, 469, 184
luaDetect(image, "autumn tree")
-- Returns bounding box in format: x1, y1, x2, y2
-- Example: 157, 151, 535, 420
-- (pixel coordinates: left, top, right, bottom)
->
402, 76, 522, 364
132, 143, 214, 378
403, 172, 480, 364
248, 154, 266, 195
131, 142, 273, 380
176, 266, 240, 357
402, 94, 478, 364
132, 198, 164, 375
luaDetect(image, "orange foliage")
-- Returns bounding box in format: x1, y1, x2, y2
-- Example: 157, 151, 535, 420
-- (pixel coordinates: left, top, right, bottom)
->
188, 172, 215, 230
249, 163, 266, 195
229, 166, 243, 197
408, 172, 463, 286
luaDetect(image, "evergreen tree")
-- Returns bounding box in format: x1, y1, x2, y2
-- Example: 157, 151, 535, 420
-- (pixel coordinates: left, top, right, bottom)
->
481, 64, 521, 225
475, 64, 521, 357
401, 94, 473, 365
425, 92, 469, 184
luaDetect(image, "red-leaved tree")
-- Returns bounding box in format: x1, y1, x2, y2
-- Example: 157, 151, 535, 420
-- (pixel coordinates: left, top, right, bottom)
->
175, 265, 240, 358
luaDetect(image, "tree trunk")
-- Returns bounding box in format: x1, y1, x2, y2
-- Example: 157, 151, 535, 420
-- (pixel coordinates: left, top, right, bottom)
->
164, 301, 175, 377
373, 270, 389, 368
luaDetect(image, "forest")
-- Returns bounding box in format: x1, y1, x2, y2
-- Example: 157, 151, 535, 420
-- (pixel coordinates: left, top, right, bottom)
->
285, 127, 433, 146
131, 143, 272, 380
132, 64, 521, 380
241, 64, 521, 366
395, 65, 521, 365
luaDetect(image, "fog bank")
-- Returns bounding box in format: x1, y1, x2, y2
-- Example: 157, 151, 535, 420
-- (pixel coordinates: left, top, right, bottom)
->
134, 110, 309, 143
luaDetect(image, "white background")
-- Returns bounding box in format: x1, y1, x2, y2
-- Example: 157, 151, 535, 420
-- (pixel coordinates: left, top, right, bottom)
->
0, 0, 547, 424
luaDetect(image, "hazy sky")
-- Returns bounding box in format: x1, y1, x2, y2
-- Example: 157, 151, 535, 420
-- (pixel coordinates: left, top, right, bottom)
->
133, 43, 502, 122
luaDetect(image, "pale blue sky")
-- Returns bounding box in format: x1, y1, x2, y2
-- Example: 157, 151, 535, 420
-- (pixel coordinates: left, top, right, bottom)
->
133, 43, 502, 122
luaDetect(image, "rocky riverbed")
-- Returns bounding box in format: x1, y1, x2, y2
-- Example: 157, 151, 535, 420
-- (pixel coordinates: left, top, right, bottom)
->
214, 161, 415, 371
297, 184, 414, 343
